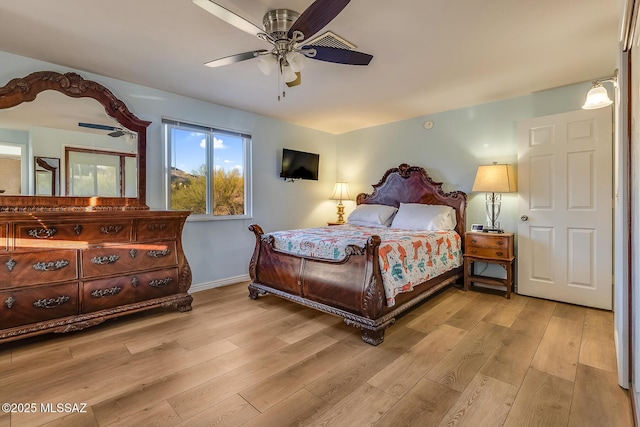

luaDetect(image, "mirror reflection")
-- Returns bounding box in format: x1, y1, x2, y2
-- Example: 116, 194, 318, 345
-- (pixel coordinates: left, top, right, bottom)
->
34, 156, 60, 196
0, 142, 24, 195
0, 90, 138, 198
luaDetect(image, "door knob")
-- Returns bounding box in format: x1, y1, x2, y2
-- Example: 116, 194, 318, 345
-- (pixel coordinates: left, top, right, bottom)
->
521, 215, 529, 221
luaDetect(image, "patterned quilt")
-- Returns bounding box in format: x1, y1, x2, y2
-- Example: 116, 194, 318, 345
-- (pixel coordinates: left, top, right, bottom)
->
268, 225, 463, 307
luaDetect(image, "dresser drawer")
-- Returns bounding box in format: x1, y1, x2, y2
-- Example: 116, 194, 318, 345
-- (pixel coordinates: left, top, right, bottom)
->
0, 282, 78, 329
134, 268, 180, 302
15, 220, 132, 247
81, 276, 137, 313
9, 249, 78, 287
135, 218, 181, 241
0, 223, 7, 251
0, 254, 12, 289
82, 241, 178, 278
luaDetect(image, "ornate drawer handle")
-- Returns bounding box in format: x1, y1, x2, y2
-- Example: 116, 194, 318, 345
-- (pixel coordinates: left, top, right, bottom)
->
496, 251, 504, 256
33, 260, 70, 271
5, 296, 15, 309
74, 224, 83, 235
129, 249, 138, 258
91, 286, 122, 298
497, 241, 504, 246
27, 228, 57, 239
5, 259, 16, 272
147, 249, 171, 258
147, 223, 167, 231
100, 225, 123, 235
469, 249, 477, 254
33, 295, 70, 309
131, 277, 139, 287
91, 254, 120, 265
148, 277, 173, 288
470, 239, 477, 243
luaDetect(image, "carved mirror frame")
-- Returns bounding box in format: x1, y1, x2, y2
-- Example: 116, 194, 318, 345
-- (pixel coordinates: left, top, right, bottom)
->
0, 71, 150, 211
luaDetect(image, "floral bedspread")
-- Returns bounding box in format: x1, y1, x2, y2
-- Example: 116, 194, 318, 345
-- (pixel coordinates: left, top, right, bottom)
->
268, 225, 462, 307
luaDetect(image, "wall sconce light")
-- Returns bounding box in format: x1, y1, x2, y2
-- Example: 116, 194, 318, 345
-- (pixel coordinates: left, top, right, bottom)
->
329, 182, 351, 224
472, 162, 517, 233
582, 69, 618, 110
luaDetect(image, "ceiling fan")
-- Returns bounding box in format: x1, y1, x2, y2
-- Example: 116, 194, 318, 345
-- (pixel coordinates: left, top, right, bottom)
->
78, 122, 135, 139
192, 0, 373, 98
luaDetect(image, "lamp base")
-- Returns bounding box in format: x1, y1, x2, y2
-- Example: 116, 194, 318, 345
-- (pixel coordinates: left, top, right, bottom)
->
335, 202, 346, 224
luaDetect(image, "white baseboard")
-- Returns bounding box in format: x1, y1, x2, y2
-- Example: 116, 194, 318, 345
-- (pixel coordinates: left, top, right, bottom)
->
190, 274, 251, 293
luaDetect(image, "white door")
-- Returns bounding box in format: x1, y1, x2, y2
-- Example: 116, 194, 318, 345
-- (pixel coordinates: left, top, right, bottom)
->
517, 108, 612, 309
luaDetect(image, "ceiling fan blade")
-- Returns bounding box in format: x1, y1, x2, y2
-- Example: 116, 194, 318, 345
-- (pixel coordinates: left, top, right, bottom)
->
204, 50, 269, 68
78, 122, 117, 131
288, 0, 350, 40
192, 0, 264, 37
308, 46, 372, 65
286, 72, 302, 87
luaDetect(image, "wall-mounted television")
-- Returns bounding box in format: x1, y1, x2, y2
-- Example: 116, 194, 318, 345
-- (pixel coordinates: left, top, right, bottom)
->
280, 148, 319, 181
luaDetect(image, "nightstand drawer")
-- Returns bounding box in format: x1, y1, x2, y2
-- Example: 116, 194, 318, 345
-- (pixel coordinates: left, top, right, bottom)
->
465, 233, 510, 249
465, 246, 511, 260
465, 232, 514, 260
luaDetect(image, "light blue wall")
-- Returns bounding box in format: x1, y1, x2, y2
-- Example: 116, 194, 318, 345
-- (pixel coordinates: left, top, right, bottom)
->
0, 51, 338, 287
335, 82, 594, 234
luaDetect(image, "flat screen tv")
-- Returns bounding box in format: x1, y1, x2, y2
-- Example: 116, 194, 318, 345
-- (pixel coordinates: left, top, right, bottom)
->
280, 148, 319, 181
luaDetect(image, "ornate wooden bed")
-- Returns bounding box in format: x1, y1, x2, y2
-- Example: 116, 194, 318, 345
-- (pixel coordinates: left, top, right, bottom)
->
248, 164, 467, 345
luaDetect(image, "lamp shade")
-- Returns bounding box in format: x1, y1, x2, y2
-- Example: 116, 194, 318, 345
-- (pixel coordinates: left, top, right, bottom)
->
582, 84, 613, 109
282, 64, 297, 83
286, 51, 306, 72
472, 163, 517, 193
330, 182, 351, 201
257, 54, 277, 76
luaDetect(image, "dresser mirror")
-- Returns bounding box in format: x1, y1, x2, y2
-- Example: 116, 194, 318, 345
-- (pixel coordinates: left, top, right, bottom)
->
0, 71, 150, 210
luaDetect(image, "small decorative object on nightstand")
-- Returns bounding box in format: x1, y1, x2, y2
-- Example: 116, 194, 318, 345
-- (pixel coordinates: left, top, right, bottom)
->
464, 231, 515, 298
327, 222, 344, 226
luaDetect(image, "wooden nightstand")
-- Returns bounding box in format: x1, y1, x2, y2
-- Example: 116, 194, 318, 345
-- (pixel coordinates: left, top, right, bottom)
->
463, 231, 515, 298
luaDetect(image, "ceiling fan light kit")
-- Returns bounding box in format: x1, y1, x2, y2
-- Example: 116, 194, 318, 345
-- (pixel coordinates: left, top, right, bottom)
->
193, 0, 373, 100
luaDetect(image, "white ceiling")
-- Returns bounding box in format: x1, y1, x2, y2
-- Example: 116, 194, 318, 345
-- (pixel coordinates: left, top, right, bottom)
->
0, 0, 619, 134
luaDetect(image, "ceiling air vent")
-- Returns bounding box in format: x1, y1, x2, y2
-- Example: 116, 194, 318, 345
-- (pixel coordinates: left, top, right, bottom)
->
304, 31, 357, 50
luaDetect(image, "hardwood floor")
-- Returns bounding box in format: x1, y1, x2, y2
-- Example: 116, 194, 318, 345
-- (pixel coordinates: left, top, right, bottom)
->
0, 282, 632, 426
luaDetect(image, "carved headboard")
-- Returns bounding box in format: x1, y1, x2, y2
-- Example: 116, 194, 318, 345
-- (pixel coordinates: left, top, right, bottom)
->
356, 163, 467, 237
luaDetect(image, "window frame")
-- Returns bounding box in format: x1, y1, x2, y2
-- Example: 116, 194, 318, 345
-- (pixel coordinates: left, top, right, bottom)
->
163, 117, 252, 221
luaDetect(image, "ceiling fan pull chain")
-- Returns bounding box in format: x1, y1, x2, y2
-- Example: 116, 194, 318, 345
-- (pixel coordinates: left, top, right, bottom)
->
278, 57, 285, 101
278, 68, 282, 101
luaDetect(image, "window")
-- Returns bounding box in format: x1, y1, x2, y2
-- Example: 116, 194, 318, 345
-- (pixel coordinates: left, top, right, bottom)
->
163, 118, 252, 219
65, 147, 136, 197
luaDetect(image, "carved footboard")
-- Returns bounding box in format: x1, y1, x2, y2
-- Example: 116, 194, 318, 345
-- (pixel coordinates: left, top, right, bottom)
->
248, 223, 395, 344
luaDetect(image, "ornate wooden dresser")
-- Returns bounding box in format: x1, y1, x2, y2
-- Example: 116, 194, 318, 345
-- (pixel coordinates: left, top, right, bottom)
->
0, 210, 192, 341
0, 71, 192, 342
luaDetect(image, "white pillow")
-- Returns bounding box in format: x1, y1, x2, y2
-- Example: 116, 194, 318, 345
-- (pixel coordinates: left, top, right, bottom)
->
391, 203, 457, 231
347, 204, 398, 227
